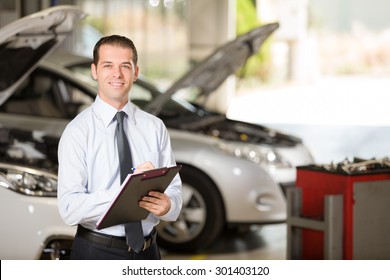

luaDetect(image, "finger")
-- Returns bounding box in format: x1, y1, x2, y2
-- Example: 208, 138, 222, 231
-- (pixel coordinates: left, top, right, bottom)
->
140, 195, 158, 204
134, 161, 155, 173
147, 191, 165, 198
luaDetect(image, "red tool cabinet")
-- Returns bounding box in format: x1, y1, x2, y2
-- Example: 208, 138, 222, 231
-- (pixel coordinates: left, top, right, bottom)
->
294, 163, 390, 259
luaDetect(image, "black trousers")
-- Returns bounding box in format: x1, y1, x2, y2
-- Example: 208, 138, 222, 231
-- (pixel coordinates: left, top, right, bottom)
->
70, 234, 162, 260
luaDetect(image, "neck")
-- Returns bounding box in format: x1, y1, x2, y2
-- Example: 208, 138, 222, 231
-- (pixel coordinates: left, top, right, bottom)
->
99, 94, 128, 110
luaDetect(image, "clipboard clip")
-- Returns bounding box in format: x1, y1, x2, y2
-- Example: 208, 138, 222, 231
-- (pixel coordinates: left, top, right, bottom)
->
141, 167, 169, 180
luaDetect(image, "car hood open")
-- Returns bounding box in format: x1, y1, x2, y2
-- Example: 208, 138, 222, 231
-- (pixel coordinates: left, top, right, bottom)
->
145, 22, 279, 115
0, 5, 86, 105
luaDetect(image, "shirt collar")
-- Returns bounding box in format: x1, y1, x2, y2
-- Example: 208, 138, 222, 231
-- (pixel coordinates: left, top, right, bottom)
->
92, 95, 136, 127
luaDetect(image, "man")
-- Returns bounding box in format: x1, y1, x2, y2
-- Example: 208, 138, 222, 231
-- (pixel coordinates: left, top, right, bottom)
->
57, 35, 182, 260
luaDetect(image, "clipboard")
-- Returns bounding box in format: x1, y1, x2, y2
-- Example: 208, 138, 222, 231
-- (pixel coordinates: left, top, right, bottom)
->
96, 165, 182, 230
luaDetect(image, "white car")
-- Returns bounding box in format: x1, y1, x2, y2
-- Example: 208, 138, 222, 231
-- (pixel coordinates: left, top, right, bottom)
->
0, 6, 84, 259
0, 6, 314, 258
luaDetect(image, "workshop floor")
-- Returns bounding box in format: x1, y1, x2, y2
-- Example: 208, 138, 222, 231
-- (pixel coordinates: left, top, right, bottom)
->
161, 223, 286, 260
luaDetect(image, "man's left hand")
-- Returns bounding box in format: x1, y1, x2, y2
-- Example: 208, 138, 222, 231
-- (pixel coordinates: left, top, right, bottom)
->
139, 191, 171, 216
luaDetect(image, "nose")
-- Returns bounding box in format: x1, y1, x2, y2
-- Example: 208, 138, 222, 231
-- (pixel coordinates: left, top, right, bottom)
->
112, 65, 123, 78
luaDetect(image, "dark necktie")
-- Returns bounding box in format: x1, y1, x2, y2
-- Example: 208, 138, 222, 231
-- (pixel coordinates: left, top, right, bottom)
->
115, 111, 144, 253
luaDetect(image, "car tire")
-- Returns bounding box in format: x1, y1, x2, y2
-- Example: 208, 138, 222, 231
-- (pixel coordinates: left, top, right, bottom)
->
157, 165, 225, 252
40, 239, 73, 260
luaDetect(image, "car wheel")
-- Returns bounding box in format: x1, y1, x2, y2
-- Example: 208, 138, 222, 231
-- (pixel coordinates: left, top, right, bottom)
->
39, 239, 73, 260
157, 166, 225, 252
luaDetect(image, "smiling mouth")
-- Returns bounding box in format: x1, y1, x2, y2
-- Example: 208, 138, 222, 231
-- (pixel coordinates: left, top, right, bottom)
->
109, 82, 124, 87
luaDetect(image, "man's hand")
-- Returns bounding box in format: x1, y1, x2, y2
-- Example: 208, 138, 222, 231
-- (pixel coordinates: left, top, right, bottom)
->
133, 161, 171, 216
133, 161, 154, 174
139, 191, 171, 216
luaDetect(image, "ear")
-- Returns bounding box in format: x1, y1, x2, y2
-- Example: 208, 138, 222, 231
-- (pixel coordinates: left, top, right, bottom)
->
91, 63, 97, 80
133, 65, 139, 81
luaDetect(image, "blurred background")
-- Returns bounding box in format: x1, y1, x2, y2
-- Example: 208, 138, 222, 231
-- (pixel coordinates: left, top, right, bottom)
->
1, 0, 390, 163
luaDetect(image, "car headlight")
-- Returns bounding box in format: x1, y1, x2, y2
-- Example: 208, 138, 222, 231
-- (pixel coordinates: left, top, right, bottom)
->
218, 142, 291, 170
0, 163, 57, 197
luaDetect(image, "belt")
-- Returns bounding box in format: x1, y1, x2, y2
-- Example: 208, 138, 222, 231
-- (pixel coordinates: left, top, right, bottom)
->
76, 225, 157, 252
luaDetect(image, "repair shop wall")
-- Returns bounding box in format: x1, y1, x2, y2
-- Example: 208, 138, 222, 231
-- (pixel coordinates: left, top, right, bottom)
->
0, 0, 74, 27
188, 0, 236, 113
0, 0, 20, 26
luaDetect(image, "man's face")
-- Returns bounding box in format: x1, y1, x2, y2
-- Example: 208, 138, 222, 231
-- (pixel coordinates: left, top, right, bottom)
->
91, 44, 139, 109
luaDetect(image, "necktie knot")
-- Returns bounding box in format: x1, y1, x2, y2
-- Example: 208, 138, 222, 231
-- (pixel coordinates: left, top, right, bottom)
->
116, 111, 126, 124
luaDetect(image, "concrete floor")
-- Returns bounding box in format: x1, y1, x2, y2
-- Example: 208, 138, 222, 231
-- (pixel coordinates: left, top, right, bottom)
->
161, 223, 287, 260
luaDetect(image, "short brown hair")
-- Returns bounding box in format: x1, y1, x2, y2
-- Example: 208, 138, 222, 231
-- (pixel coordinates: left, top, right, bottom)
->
92, 35, 138, 66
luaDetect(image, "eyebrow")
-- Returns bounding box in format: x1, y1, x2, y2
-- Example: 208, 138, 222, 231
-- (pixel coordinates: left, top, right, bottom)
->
100, 61, 133, 66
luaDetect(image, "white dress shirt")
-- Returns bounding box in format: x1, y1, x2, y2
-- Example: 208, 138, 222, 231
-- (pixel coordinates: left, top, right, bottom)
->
57, 95, 182, 237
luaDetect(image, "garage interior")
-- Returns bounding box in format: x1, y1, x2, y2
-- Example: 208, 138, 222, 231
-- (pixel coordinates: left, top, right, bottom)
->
1, 0, 390, 261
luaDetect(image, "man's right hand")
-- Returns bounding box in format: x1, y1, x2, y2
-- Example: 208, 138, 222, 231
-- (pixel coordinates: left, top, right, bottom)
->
133, 161, 155, 174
